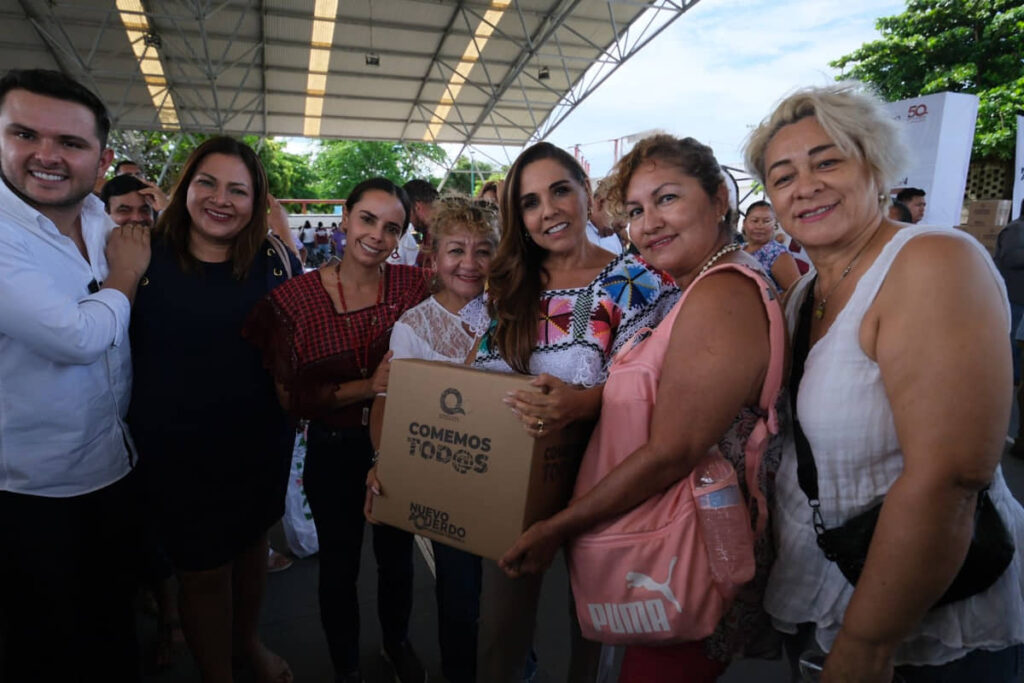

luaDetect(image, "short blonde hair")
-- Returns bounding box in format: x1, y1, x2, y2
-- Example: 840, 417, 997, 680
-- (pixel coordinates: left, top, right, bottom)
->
744, 83, 907, 201
425, 194, 499, 252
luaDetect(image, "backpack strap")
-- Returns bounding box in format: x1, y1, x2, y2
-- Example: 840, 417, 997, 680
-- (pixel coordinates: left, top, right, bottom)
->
690, 263, 785, 537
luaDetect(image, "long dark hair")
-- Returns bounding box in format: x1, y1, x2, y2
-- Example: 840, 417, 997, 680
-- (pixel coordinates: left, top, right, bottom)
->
487, 142, 589, 373
154, 136, 269, 279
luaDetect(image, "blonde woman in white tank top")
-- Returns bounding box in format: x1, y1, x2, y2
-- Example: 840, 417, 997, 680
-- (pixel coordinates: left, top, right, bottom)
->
745, 84, 1024, 682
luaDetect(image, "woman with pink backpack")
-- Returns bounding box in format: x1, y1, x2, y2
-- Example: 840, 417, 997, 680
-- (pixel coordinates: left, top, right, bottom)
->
499, 134, 787, 682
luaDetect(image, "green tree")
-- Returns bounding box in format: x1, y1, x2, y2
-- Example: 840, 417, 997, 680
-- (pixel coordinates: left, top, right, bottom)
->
443, 156, 506, 195
831, 0, 1024, 160
311, 140, 447, 200
106, 131, 317, 199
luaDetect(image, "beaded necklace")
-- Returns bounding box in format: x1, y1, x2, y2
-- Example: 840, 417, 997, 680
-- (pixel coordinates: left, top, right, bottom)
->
334, 261, 386, 378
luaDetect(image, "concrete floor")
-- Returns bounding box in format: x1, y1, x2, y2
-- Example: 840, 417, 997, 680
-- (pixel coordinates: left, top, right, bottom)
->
141, 450, 1024, 683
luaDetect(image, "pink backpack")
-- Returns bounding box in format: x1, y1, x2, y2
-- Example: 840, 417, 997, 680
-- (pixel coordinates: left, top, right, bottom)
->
567, 263, 785, 645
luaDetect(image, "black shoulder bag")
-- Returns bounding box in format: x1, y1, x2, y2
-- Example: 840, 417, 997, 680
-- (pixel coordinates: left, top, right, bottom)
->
790, 280, 1014, 608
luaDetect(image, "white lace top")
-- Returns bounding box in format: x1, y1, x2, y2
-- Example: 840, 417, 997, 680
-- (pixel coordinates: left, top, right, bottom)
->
388, 295, 486, 365
766, 225, 1024, 666
473, 253, 680, 386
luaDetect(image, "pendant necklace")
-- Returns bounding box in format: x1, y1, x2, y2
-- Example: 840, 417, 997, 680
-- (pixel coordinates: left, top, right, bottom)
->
813, 227, 878, 320
335, 261, 386, 378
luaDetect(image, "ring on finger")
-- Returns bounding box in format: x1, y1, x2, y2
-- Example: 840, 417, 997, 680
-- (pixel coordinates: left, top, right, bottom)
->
536, 418, 544, 432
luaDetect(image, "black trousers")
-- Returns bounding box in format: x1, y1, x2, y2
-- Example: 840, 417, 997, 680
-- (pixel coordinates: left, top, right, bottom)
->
0, 471, 142, 683
305, 422, 415, 676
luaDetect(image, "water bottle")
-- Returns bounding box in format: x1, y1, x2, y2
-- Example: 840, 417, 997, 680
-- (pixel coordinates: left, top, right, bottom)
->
693, 451, 755, 584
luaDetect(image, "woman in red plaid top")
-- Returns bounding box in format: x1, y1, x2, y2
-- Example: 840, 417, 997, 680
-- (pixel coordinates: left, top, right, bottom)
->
246, 178, 431, 682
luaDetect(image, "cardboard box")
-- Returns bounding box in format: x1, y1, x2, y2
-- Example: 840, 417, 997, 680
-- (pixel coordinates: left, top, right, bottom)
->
373, 359, 590, 560
957, 224, 999, 256
966, 200, 1012, 227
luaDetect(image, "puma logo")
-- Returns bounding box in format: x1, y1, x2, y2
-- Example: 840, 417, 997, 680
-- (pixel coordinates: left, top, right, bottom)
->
625, 556, 682, 613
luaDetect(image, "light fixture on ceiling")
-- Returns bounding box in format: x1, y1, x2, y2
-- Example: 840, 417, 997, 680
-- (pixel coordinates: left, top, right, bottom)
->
115, 0, 180, 129
365, 52, 380, 67
303, 0, 339, 137
538, 66, 550, 80
423, 0, 512, 142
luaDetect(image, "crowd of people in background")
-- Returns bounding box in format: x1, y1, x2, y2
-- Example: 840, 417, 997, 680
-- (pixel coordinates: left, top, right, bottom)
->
2, 65, 1024, 683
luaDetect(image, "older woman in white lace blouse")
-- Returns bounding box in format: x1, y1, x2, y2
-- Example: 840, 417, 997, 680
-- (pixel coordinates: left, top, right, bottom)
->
364, 195, 497, 683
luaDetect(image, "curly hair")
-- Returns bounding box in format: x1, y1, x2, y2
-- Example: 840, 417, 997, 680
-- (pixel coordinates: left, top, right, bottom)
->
423, 194, 499, 253
603, 134, 732, 236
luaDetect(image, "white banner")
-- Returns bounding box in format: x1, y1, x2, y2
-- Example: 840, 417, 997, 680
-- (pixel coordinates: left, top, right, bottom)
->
883, 92, 978, 227
1014, 115, 1024, 221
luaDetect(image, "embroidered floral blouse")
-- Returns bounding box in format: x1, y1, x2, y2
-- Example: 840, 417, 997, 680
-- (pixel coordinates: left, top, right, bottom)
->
474, 253, 679, 385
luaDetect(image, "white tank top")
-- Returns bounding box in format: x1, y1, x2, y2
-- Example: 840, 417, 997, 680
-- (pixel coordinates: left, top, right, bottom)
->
765, 225, 1024, 666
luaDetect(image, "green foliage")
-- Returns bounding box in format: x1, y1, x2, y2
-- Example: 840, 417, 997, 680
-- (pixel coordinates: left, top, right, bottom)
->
105, 131, 448, 206
311, 140, 447, 200
831, 0, 1024, 160
443, 156, 507, 196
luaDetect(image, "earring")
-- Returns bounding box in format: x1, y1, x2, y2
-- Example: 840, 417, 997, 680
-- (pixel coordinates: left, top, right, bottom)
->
522, 229, 532, 242
391, 246, 400, 259
429, 273, 440, 291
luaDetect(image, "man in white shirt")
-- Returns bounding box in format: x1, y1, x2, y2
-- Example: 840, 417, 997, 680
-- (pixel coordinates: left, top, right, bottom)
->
389, 178, 438, 267
588, 179, 625, 254
0, 69, 150, 681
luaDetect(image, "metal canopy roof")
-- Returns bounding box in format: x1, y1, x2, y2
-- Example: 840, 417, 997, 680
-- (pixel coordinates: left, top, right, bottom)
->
6, 0, 698, 147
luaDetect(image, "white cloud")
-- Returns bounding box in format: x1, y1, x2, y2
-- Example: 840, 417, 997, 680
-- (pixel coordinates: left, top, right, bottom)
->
543, 0, 905, 176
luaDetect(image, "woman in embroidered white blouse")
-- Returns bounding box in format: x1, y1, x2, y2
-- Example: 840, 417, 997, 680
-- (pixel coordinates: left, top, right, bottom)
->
365, 195, 497, 683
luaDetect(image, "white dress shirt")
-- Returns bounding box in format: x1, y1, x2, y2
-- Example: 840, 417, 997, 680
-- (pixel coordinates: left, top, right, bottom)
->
586, 221, 624, 255
0, 180, 134, 497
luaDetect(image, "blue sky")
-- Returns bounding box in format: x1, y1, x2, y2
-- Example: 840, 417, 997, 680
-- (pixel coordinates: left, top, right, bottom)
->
541, 0, 907, 177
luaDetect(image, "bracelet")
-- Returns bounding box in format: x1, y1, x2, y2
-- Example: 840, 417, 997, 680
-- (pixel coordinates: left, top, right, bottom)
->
371, 450, 380, 464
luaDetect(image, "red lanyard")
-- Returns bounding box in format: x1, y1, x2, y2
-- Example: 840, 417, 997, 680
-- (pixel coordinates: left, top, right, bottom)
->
335, 263, 386, 378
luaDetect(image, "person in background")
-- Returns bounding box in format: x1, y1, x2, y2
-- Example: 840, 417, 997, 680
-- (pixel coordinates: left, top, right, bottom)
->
746, 83, 1024, 682
128, 136, 300, 683
331, 220, 346, 258
0, 67, 150, 682
314, 221, 331, 261
895, 187, 926, 223
742, 200, 801, 292
996, 200, 1024, 456
472, 141, 680, 682
245, 178, 431, 683
300, 220, 314, 255
587, 178, 626, 255
366, 194, 499, 683
888, 200, 913, 223
102, 173, 156, 228
478, 179, 500, 206
115, 159, 145, 178
389, 178, 439, 267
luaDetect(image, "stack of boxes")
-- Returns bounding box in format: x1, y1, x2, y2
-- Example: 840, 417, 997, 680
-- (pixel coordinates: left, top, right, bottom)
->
959, 200, 1013, 255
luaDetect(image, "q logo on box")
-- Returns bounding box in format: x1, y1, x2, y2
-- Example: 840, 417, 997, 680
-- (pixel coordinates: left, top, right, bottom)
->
440, 388, 465, 416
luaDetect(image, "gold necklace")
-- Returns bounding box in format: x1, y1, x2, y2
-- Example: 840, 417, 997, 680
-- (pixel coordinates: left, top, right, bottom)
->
698, 242, 743, 277
813, 229, 878, 320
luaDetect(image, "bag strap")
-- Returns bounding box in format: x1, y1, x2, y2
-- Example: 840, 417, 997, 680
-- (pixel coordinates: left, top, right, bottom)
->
789, 278, 827, 535
266, 233, 295, 279
695, 263, 786, 537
